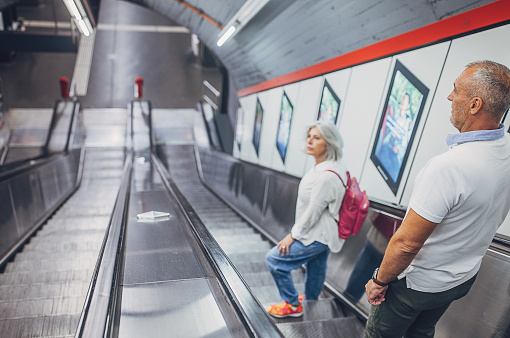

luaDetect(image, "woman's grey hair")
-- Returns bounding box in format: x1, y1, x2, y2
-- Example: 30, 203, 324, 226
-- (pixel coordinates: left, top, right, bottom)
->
305, 121, 344, 161
465, 60, 510, 122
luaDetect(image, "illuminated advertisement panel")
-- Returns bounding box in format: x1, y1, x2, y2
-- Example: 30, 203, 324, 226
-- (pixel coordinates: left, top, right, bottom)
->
371, 60, 429, 195
276, 92, 293, 163
317, 79, 341, 124
252, 98, 263, 155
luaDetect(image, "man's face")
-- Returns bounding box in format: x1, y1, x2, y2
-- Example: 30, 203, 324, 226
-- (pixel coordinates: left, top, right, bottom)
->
447, 68, 475, 132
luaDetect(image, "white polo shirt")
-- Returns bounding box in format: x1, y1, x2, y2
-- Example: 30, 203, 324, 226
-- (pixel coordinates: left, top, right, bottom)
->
400, 125, 510, 292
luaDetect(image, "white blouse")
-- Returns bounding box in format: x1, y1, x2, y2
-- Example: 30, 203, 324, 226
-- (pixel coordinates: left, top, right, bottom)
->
290, 160, 347, 253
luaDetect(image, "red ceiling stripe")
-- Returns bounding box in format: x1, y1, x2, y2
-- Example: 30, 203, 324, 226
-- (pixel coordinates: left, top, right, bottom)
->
238, 0, 510, 97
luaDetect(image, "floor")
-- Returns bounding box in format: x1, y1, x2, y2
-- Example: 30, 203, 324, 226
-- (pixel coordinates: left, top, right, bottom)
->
0, 0, 222, 110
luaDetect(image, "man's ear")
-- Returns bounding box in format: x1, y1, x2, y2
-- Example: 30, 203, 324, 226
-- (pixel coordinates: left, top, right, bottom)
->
469, 97, 483, 115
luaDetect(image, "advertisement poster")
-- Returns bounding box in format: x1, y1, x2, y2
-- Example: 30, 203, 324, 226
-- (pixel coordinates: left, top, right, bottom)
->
317, 80, 341, 124
252, 98, 263, 155
371, 60, 429, 194
276, 92, 293, 163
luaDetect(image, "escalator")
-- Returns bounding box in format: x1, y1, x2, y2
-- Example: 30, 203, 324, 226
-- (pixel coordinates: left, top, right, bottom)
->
154, 110, 366, 337
1, 101, 365, 337
0, 147, 125, 336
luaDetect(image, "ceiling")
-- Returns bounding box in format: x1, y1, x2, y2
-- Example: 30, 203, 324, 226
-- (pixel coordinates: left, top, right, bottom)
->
124, 0, 495, 93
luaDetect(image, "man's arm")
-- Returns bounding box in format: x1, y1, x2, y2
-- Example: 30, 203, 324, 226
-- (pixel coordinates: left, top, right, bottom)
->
365, 208, 439, 305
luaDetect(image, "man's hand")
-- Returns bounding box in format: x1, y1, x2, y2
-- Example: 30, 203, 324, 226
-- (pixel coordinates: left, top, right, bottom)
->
365, 279, 389, 305
277, 233, 295, 256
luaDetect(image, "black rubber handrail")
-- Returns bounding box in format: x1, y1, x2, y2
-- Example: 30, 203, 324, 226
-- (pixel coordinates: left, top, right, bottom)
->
151, 152, 283, 338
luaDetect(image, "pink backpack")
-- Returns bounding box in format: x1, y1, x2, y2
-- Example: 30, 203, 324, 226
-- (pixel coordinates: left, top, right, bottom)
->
326, 170, 370, 239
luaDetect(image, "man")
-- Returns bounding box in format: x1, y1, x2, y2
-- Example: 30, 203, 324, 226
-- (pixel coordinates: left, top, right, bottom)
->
364, 60, 510, 338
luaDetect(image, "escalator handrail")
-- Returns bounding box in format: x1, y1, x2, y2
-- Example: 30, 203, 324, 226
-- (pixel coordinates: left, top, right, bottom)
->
0, 98, 81, 178
151, 153, 283, 338
75, 152, 132, 338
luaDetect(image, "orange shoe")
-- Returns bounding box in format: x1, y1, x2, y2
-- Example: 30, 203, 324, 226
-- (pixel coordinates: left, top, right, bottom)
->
267, 300, 303, 318
298, 294, 305, 301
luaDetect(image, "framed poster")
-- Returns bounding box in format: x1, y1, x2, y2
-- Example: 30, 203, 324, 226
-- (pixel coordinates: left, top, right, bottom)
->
370, 60, 429, 195
252, 98, 263, 155
317, 79, 341, 124
276, 91, 293, 163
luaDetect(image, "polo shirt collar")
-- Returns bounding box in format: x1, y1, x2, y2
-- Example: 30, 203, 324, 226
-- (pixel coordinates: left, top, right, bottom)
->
446, 124, 506, 147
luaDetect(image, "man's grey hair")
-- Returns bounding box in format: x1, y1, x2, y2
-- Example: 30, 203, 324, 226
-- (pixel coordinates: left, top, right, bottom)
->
305, 121, 344, 161
465, 60, 510, 121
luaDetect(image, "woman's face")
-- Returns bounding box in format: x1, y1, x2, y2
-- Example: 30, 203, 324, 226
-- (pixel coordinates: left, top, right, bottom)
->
306, 127, 328, 162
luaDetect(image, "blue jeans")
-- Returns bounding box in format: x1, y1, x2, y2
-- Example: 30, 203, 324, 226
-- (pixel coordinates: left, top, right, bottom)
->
266, 240, 330, 306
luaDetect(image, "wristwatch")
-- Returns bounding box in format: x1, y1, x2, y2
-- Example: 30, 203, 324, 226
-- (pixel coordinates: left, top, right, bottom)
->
372, 268, 388, 287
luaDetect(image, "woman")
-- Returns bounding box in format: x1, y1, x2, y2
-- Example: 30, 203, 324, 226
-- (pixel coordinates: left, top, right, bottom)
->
266, 121, 347, 318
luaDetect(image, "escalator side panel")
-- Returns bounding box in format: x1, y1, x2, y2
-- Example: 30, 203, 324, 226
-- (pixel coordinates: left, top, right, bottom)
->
0, 180, 18, 259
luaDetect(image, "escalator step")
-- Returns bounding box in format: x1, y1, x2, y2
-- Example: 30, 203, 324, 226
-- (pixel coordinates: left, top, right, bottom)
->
0, 296, 83, 318
22, 240, 103, 253
0, 268, 92, 285
209, 227, 257, 236
5, 257, 98, 272
241, 270, 304, 288
276, 316, 365, 338
250, 284, 306, 304
0, 314, 79, 337
220, 243, 272, 255
0, 281, 89, 301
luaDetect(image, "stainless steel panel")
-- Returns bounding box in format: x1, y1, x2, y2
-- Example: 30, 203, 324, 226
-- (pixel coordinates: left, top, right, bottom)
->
263, 175, 299, 241
38, 162, 60, 209
47, 100, 74, 152
119, 278, 243, 338
11, 172, 45, 234
123, 189, 208, 284
0, 181, 18, 257
436, 249, 510, 337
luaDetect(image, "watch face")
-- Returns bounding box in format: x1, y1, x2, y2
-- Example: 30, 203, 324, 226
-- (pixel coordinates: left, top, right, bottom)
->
372, 268, 379, 279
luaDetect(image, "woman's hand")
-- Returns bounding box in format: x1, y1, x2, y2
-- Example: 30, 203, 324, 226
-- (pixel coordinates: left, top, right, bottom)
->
277, 233, 295, 256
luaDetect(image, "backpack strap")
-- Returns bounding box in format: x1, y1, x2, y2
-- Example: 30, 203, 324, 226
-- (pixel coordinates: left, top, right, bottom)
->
326, 170, 347, 188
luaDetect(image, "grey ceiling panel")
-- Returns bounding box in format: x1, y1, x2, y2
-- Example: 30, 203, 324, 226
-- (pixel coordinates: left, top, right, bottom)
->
125, 0, 494, 97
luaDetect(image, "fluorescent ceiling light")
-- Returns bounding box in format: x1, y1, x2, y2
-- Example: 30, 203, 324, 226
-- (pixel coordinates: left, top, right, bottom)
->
63, 0, 82, 20
63, 0, 93, 36
217, 25, 236, 46
216, 0, 270, 46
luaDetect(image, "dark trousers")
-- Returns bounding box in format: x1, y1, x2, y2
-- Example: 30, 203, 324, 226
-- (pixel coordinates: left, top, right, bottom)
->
364, 274, 477, 338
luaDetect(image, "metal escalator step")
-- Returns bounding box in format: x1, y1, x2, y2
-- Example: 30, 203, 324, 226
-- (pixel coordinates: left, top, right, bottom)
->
5, 257, 98, 272
213, 233, 263, 244
0, 281, 90, 301
42, 216, 110, 228
209, 227, 257, 236
12, 251, 99, 262
200, 217, 245, 224
219, 243, 272, 255
0, 269, 92, 285
22, 240, 103, 253
250, 284, 306, 305
0, 314, 80, 337
241, 270, 305, 288
200, 222, 252, 230
0, 296, 83, 319
34, 229, 106, 239
276, 316, 365, 338
228, 260, 269, 274
227, 251, 268, 265
54, 206, 114, 217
